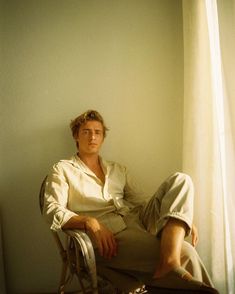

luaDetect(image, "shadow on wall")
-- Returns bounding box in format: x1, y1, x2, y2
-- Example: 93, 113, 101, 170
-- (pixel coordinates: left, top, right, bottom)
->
1, 124, 76, 292
0, 211, 7, 294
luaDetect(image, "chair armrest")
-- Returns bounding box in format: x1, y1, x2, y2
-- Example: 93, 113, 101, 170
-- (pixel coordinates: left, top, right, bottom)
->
65, 229, 98, 292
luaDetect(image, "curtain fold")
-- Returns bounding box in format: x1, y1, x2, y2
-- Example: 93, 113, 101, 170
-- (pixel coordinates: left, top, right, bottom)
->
182, 1, 235, 293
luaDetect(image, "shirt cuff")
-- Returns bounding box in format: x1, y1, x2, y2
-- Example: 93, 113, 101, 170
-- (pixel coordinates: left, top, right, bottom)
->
50, 210, 78, 232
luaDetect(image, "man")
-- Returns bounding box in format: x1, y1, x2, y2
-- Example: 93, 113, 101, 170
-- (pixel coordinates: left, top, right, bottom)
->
43, 110, 218, 293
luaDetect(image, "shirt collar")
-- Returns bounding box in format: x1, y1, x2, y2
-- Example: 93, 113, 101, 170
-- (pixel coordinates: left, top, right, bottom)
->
61, 153, 109, 176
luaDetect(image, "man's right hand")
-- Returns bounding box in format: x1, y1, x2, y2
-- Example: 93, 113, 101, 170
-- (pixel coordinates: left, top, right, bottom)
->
84, 217, 117, 259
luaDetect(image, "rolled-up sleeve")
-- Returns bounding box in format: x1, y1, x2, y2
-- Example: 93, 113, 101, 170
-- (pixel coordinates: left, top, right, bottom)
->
43, 164, 77, 232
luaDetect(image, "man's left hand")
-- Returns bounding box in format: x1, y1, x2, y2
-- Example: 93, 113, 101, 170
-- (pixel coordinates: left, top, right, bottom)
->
191, 223, 199, 247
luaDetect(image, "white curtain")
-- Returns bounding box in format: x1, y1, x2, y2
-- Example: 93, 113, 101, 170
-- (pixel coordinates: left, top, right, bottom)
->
182, 1, 235, 293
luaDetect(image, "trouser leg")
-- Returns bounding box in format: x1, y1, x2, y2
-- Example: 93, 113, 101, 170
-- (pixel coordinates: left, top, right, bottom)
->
180, 241, 214, 286
140, 172, 194, 236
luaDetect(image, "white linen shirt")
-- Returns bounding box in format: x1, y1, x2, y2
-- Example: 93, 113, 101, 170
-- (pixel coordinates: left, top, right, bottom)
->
43, 154, 146, 233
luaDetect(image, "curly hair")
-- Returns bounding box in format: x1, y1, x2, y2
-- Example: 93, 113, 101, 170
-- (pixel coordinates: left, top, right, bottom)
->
70, 110, 109, 140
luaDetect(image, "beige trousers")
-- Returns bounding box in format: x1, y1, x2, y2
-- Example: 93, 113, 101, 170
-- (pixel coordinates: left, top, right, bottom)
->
96, 172, 213, 288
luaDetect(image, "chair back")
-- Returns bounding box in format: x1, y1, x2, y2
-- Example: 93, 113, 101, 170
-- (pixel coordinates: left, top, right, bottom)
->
39, 176, 48, 215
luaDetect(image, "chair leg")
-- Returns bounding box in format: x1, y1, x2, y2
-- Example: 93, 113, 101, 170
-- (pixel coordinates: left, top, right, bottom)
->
58, 260, 69, 294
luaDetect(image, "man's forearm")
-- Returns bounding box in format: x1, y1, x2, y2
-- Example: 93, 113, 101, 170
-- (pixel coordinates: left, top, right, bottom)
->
62, 215, 92, 230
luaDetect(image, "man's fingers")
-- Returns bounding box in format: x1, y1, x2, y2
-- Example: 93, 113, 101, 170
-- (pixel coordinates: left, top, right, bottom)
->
192, 236, 196, 247
191, 224, 199, 247
103, 236, 117, 259
100, 234, 117, 259
109, 236, 117, 258
91, 225, 117, 259
97, 241, 104, 257
192, 232, 199, 247
194, 235, 199, 246
103, 238, 111, 259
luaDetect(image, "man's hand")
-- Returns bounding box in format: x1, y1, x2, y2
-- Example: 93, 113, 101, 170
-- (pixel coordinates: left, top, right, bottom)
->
85, 217, 117, 259
191, 223, 199, 247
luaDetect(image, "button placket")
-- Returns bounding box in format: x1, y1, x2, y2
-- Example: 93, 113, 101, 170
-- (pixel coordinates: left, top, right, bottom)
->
102, 173, 110, 201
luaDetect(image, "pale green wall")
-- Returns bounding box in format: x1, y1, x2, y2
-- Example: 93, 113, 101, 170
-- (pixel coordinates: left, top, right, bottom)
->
1, 0, 183, 292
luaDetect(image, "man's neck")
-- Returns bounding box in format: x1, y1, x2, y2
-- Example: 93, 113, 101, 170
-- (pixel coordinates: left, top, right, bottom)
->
78, 152, 105, 183
78, 152, 100, 168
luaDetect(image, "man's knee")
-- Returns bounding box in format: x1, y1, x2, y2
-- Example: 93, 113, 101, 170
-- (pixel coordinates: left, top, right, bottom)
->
169, 172, 194, 189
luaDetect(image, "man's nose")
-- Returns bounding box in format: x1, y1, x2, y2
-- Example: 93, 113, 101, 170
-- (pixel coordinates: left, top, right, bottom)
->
90, 132, 96, 139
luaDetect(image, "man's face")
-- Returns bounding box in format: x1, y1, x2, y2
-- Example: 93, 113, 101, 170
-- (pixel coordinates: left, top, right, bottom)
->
77, 120, 104, 155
